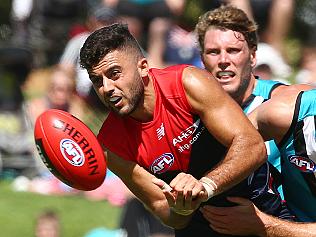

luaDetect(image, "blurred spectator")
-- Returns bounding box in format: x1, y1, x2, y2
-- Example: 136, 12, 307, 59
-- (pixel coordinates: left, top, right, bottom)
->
248, 0, 294, 60
253, 43, 291, 83
59, 4, 118, 99
294, 0, 316, 86
192, 0, 294, 80
103, 0, 185, 60
147, 7, 202, 68
25, 66, 84, 126
10, 0, 88, 67
295, 47, 316, 86
35, 209, 61, 237
227, 0, 294, 81
0, 46, 36, 178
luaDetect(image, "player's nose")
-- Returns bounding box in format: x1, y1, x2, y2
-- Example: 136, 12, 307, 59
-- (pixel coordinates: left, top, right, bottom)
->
218, 53, 230, 70
102, 76, 115, 95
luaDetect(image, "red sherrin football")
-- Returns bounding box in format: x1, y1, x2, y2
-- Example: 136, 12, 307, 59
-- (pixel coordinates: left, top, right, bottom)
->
34, 109, 106, 191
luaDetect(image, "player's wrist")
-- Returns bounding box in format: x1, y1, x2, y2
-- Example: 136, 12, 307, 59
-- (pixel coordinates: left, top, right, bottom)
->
199, 177, 217, 201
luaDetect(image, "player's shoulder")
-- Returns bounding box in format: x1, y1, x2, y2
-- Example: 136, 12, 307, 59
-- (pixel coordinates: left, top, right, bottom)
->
181, 64, 215, 82
272, 83, 312, 97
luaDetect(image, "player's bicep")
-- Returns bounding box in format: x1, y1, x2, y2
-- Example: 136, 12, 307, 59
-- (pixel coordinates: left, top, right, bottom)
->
182, 67, 256, 146
255, 99, 293, 143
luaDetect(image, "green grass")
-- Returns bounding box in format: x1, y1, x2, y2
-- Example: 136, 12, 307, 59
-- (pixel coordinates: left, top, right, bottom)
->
0, 180, 122, 237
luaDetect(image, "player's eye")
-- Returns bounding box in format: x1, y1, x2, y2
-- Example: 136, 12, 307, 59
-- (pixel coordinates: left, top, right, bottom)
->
227, 48, 241, 54
108, 69, 121, 80
207, 49, 219, 56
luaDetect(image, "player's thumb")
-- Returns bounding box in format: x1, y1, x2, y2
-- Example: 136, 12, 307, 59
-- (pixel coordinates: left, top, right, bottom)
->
196, 190, 208, 203
152, 177, 172, 192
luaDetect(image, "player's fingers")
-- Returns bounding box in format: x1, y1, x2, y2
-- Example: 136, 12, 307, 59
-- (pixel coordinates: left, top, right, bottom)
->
191, 182, 205, 197
152, 177, 178, 208
170, 172, 197, 190
164, 190, 177, 207
174, 190, 185, 209
184, 190, 193, 209
152, 177, 172, 192
152, 177, 176, 203
169, 173, 188, 190
171, 173, 202, 196
200, 208, 231, 228
190, 191, 207, 209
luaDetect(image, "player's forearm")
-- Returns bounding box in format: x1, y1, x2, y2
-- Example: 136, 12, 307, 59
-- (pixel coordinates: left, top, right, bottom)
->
204, 134, 266, 195
108, 154, 191, 229
130, 166, 193, 229
260, 212, 316, 237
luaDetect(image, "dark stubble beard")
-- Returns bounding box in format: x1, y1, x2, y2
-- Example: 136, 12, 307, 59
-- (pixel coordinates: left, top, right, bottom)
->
113, 75, 144, 117
230, 64, 252, 103
126, 76, 144, 115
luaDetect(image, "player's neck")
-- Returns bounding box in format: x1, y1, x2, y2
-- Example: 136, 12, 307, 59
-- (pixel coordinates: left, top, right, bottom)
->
237, 75, 256, 105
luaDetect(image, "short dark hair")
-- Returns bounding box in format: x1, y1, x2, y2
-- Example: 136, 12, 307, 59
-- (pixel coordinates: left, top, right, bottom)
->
80, 23, 143, 72
195, 5, 258, 52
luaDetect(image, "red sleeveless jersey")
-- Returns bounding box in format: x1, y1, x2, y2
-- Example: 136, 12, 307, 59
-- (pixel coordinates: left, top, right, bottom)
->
97, 64, 204, 175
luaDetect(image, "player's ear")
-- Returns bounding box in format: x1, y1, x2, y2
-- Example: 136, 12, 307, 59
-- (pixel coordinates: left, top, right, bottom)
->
138, 58, 149, 78
250, 48, 257, 68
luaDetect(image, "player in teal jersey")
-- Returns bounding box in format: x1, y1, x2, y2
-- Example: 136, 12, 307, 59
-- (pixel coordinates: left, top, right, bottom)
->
242, 79, 284, 174
250, 88, 316, 222
200, 88, 316, 237
195, 5, 291, 198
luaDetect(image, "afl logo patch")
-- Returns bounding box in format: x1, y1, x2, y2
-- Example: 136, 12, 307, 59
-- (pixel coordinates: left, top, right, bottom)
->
288, 155, 316, 172
60, 138, 85, 166
150, 153, 174, 174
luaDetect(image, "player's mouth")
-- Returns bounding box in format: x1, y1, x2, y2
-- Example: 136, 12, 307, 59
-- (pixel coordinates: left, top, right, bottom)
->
216, 71, 235, 82
109, 96, 122, 107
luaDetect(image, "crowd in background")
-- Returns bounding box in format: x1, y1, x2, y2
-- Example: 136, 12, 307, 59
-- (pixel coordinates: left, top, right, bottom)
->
1, 0, 316, 236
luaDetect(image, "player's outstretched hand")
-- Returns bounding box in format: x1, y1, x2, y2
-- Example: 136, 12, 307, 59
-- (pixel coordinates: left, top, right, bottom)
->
200, 197, 266, 236
152, 173, 207, 216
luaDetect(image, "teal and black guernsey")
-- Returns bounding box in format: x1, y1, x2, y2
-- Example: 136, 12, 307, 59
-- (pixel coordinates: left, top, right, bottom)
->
278, 89, 316, 221
242, 78, 285, 197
